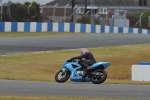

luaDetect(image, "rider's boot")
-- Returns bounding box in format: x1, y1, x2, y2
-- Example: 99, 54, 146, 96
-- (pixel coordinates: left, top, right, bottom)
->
82, 70, 86, 79
82, 70, 90, 79
83, 63, 91, 71
85, 67, 91, 71
82, 63, 90, 79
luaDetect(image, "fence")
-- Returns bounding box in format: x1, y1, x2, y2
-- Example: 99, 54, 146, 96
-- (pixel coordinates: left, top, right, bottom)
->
0, 22, 150, 34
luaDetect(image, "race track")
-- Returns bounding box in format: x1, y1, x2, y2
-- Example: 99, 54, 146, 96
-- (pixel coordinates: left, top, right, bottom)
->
0, 33, 150, 98
0, 80, 150, 99
1, 34, 150, 55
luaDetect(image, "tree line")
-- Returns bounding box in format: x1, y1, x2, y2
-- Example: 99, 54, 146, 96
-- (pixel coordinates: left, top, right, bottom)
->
2, 1, 42, 22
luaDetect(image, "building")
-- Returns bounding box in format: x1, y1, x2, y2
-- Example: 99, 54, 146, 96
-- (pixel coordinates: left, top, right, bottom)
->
42, 0, 150, 24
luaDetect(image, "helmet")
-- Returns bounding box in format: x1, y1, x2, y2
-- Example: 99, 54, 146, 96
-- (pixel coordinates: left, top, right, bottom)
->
81, 48, 89, 55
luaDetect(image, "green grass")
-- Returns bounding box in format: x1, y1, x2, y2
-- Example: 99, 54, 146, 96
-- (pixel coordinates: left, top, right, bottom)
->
0, 32, 87, 37
0, 95, 146, 100
0, 44, 150, 85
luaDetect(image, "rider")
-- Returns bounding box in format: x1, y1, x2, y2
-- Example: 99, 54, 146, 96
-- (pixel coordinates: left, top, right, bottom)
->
71, 48, 96, 70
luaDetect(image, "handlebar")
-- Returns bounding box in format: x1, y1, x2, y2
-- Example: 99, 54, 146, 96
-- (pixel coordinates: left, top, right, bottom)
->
67, 59, 78, 62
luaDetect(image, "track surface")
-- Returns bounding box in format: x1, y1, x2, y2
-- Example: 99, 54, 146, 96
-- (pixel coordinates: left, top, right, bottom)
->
0, 80, 150, 99
1, 34, 150, 55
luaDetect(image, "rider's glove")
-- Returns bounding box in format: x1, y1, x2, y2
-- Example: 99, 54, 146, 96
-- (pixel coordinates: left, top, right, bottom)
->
70, 57, 75, 61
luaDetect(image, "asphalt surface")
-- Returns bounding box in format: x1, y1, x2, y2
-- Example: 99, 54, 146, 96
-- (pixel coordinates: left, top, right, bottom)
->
0, 80, 150, 99
0, 33, 150, 98
1, 34, 150, 55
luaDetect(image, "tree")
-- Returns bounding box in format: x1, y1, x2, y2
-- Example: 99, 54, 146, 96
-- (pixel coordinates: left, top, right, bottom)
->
3, 1, 42, 22
127, 10, 150, 29
28, 1, 42, 22
10, 3, 28, 21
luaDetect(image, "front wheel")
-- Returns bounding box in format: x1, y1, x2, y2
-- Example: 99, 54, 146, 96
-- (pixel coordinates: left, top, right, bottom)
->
90, 69, 107, 84
55, 70, 71, 83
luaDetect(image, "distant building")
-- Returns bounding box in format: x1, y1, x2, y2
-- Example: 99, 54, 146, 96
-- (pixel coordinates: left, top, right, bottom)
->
42, 0, 150, 23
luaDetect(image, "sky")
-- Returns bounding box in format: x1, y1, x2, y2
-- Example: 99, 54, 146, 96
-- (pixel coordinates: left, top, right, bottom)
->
2, 0, 53, 5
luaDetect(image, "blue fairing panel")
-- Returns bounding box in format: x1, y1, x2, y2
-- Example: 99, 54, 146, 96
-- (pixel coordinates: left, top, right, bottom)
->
64, 62, 82, 71
90, 62, 110, 69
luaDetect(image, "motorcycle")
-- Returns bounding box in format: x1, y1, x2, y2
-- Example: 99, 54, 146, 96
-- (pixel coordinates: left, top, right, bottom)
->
55, 58, 110, 84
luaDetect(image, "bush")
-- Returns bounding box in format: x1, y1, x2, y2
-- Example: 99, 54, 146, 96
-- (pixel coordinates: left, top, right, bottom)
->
77, 15, 101, 25
127, 11, 150, 29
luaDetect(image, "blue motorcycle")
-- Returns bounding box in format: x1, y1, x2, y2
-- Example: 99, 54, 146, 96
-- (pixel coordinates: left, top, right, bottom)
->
55, 59, 110, 84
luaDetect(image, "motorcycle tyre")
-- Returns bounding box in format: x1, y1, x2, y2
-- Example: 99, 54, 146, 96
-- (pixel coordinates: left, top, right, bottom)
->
55, 70, 70, 83
90, 69, 107, 84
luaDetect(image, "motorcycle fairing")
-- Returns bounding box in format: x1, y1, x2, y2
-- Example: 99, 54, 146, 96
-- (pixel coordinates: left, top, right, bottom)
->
90, 62, 110, 69
63, 62, 82, 71
63, 62, 90, 82
70, 72, 90, 82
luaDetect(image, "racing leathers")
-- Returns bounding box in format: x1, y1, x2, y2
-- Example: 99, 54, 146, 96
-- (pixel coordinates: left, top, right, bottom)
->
72, 52, 96, 69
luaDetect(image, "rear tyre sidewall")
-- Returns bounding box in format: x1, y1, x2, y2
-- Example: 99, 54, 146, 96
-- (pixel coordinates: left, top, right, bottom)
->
55, 70, 70, 83
90, 69, 107, 84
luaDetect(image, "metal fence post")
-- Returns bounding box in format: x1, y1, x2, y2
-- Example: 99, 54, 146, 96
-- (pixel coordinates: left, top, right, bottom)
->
0, 0, 2, 21
53, 3, 58, 22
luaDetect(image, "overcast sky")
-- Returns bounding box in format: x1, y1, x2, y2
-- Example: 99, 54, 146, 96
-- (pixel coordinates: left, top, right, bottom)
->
3, 0, 53, 5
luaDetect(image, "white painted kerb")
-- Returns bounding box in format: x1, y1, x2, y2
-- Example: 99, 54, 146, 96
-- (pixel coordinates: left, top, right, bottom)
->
132, 65, 150, 81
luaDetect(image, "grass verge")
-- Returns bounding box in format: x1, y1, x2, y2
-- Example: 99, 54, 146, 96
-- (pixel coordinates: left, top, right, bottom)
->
0, 44, 150, 84
0, 32, 87, 37
0, 95, 145, 100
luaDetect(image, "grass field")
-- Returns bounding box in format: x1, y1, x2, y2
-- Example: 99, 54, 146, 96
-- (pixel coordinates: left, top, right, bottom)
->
0, 95, 146, 100
0, 32, 85, 37
0, 44, 150, 84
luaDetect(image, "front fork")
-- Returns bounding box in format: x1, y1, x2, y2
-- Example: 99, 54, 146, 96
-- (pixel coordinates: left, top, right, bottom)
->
60, 68, 67, 75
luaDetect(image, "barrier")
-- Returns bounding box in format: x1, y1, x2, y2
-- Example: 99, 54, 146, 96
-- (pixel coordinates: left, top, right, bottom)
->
0, 22, 150, 34
132, 62, 150, 81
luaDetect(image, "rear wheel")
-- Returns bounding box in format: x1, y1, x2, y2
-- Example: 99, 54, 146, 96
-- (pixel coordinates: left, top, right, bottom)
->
90, 69, 107, 84
55, 70, 71, 83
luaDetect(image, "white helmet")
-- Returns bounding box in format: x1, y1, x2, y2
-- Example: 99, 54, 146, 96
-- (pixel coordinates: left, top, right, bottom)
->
81, 48, 89, 55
